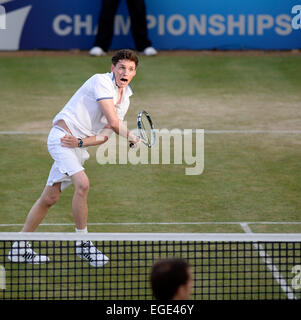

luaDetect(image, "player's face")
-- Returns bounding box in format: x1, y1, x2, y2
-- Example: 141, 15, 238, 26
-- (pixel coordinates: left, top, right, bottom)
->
111, 59, 137, 89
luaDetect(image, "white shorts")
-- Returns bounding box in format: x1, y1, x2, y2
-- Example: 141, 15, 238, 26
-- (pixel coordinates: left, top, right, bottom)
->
46, 126, 90, 191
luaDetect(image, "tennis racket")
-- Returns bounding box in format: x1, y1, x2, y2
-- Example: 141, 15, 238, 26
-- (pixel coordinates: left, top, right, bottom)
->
129, 110, 156, 148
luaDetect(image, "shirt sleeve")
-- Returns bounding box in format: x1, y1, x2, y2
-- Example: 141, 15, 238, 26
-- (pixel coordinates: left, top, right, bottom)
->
93, 74, 114, 101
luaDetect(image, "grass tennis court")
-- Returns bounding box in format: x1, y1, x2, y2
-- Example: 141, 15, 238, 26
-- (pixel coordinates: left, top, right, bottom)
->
0, 51, 301, 299
0, 52, 301, 233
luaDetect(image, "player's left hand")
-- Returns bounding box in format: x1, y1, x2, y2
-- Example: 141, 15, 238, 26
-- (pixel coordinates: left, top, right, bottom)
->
61, 134, 78, 148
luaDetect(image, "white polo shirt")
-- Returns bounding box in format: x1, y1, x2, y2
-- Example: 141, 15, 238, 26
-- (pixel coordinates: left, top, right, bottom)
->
52, 72, 133, 138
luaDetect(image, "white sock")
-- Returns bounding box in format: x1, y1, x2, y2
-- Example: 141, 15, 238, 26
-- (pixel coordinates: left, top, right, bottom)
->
75, 227, 88, 234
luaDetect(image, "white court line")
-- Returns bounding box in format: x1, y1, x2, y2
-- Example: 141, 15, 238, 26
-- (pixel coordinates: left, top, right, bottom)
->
1, 221, 301, 227
1, 130, 301, 135
240, 223, 297, 300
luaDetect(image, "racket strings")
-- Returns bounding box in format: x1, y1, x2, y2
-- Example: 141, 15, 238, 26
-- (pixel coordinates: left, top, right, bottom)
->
140, 115, 153, 145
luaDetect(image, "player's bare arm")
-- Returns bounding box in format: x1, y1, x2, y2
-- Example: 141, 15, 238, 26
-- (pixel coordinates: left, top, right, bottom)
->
98, 98, 139, 145
60, 98, 139, 149
60, 125, 114, 148
60, 105, 139, 148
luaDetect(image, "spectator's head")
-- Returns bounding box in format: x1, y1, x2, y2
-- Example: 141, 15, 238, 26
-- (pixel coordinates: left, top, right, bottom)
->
150, 258, 193, 300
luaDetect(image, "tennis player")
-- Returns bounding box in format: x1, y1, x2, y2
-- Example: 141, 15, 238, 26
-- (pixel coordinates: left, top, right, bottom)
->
8, 49, 140, 267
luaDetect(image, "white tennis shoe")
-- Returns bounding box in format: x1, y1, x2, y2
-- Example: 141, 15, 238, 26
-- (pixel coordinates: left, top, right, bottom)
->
8, 241, 50, 264
141, 47, 158, 56
76, 240, 109, 268
89, 46, 106, 57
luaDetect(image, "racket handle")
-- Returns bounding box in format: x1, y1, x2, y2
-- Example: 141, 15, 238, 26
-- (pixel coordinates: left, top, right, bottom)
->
129, 136, 140, 148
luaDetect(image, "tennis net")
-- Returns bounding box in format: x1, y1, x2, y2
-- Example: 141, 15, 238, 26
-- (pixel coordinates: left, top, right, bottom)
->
0, 232, 301, 300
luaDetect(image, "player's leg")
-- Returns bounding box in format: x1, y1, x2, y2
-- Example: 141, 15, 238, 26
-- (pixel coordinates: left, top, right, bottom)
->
71, 171, 109, 267
71, 170, 89, 230
21, 183, 61, 232
8, 183, 61, 264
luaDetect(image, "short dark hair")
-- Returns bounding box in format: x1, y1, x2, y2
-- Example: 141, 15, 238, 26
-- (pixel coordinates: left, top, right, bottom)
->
150, 258, 190, 300
112, 49, 139, 68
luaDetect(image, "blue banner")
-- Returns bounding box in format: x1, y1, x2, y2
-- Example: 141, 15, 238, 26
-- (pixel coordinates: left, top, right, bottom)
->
0, 0, 300, 50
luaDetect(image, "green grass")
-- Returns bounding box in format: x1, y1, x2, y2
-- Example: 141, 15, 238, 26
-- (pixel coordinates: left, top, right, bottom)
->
1, 133, 301, 230
1, 52, 301, 300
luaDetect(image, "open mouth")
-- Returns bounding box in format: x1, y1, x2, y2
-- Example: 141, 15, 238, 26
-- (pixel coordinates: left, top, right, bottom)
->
120, 78, 128, 84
